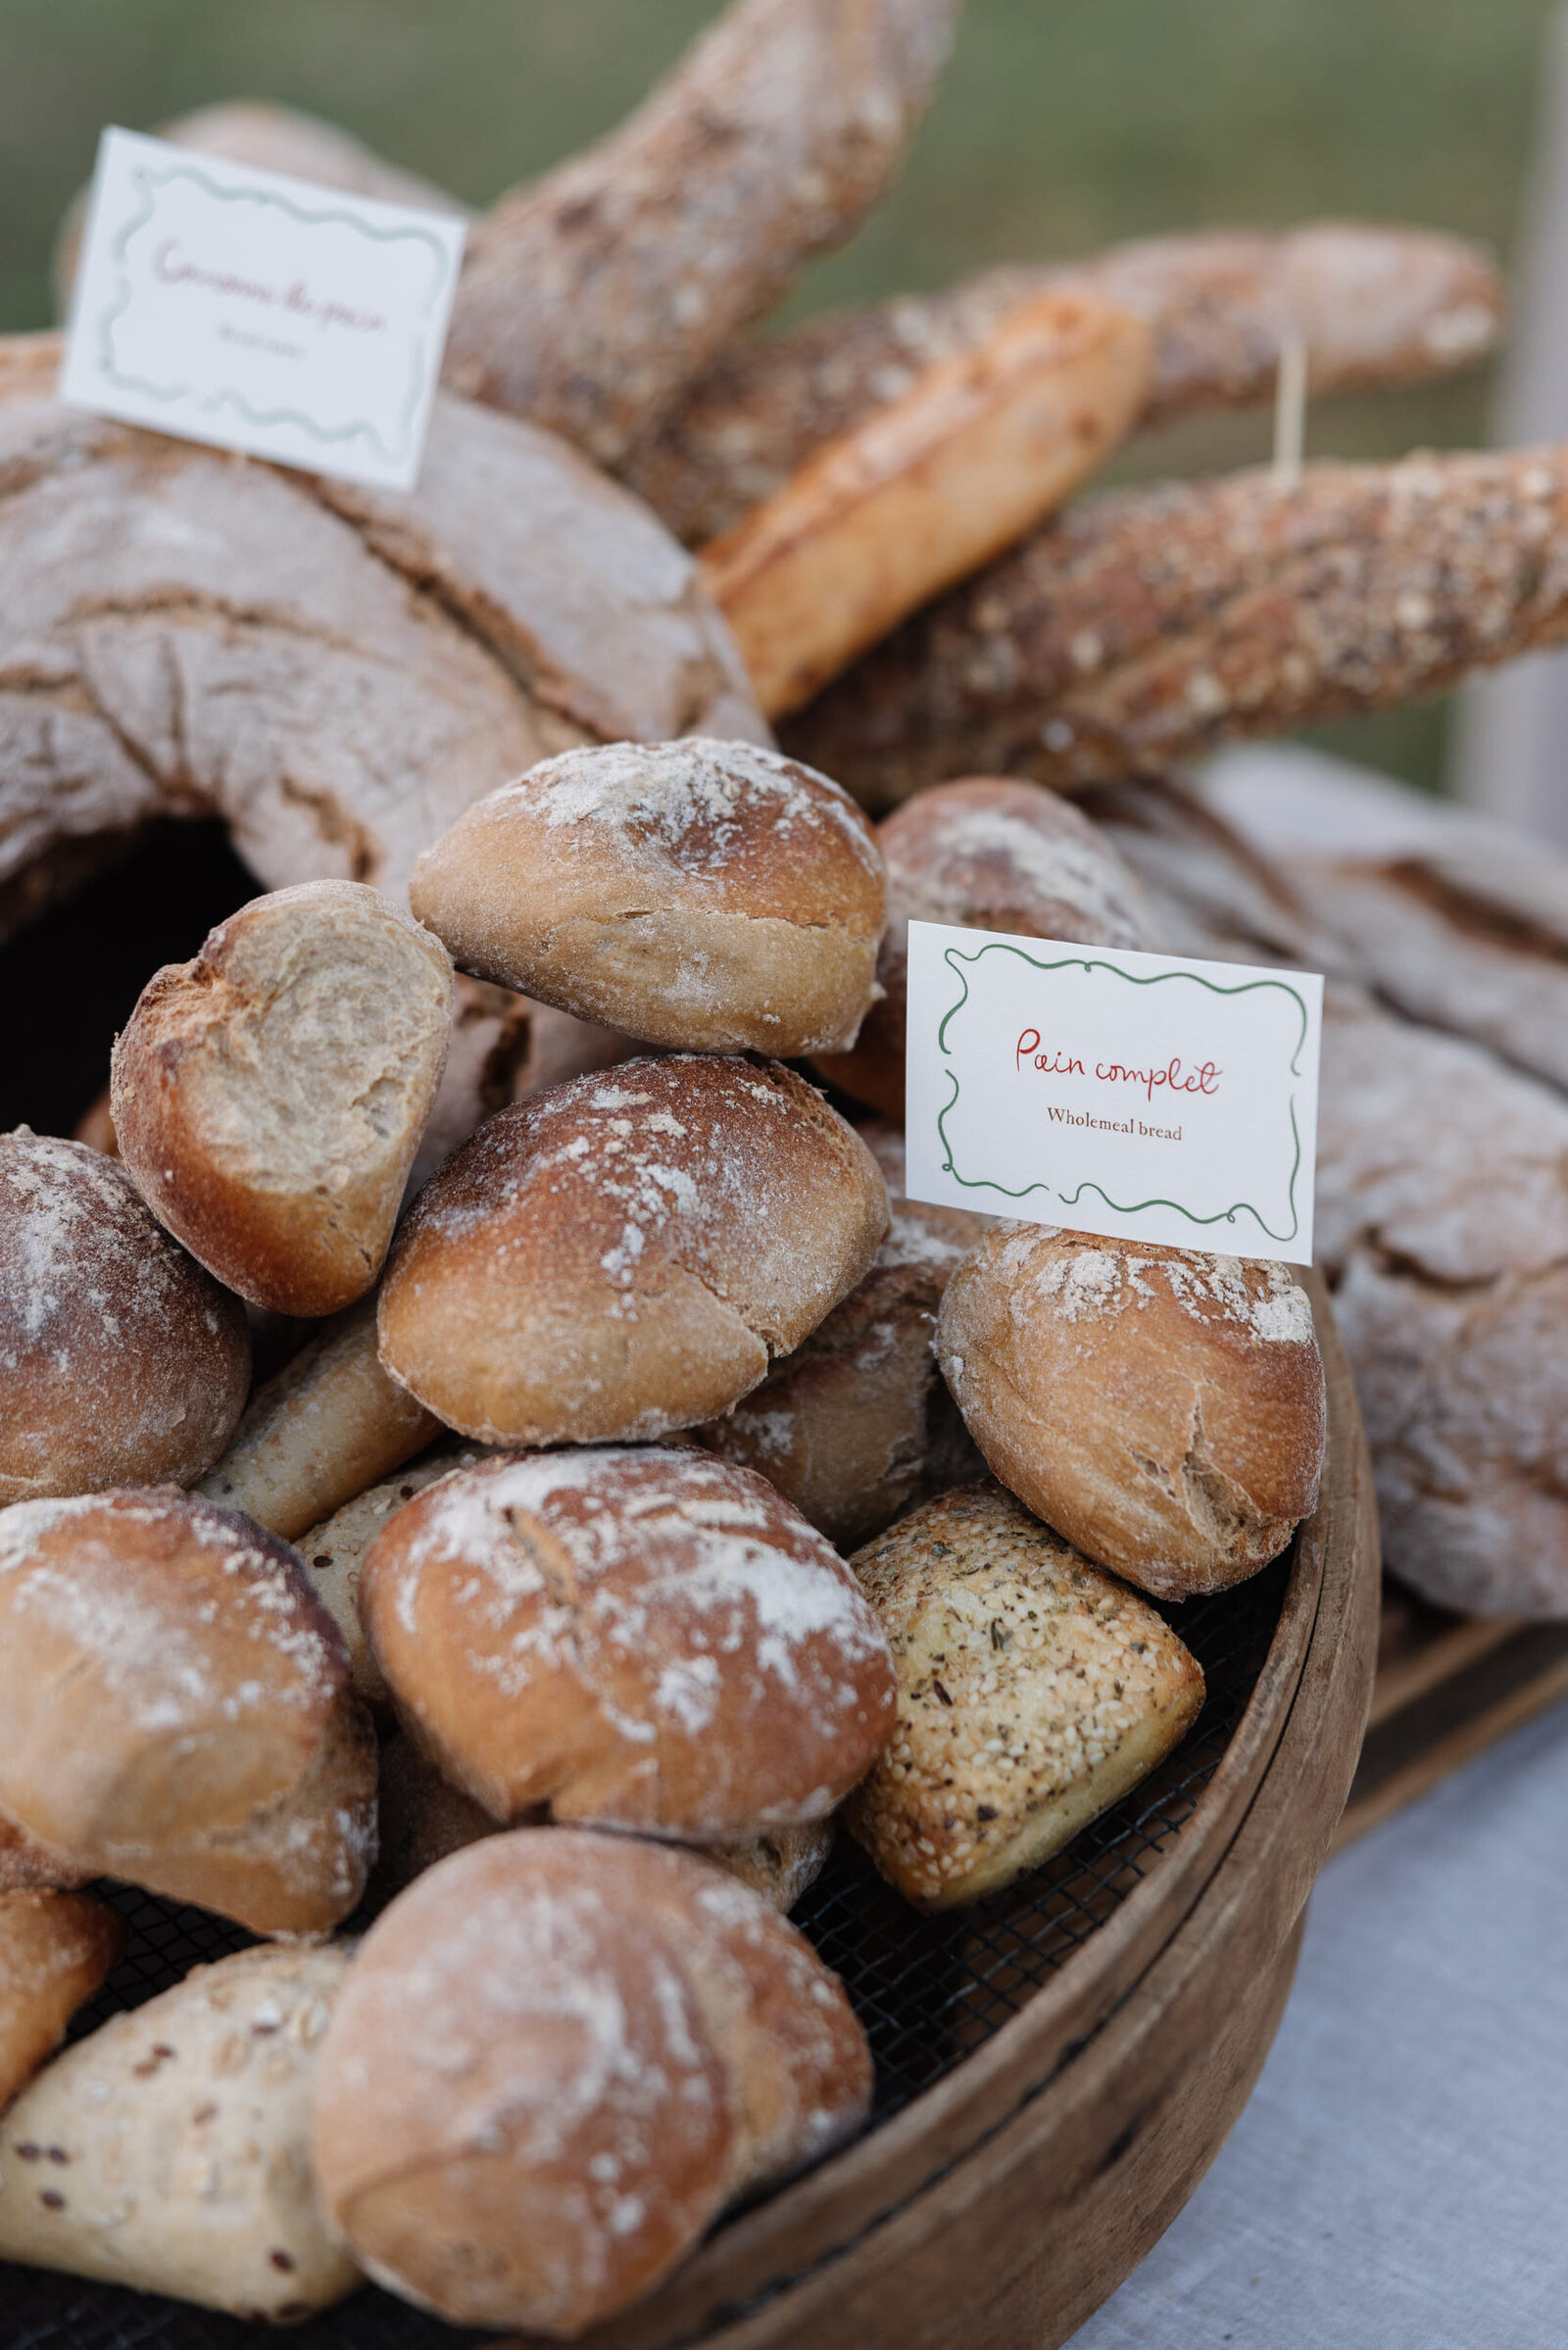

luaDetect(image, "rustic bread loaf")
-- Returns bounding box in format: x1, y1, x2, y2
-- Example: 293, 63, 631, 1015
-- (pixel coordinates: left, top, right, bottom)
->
936, 1227, 1325, 1599
0, 1129, 250, 1506
847, 1483, 1204, 1907
817, 776, 1155, 1119
0, 1491, 376, 1935
312, 1828, 871, 2333
0, 1890, 125, 2110
377, 1054, 888, 1444
112, 881, 453, 1317
700, 1127, 990, 1546
359, 1447, 895, 1839
410, 740, 886, 1056
0, 1944, 358, 2320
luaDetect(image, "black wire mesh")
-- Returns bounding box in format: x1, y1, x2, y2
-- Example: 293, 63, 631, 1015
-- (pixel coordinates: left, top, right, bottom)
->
2, 1552, 1288, 2350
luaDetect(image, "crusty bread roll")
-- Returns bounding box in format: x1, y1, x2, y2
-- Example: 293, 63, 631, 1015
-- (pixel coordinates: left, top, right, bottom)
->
817, 777, 1155, 1119
365, 1732, 501, 1910
112, 880, 453, 1317
359, 1447, 895, 1839
0, 1890, 125, 2110
377, 1054, 889, 1444
409, 739, 886, 1056
0, 1129, 250, 1506
937, 1227, 1326, 1599
0, 1491, 377, 1935
701, 1127, 990, 1546
312, 1829, 871, 2333
0, 1812, 94, 1894
0, 1944, 359, 2320
196, 1297, 440, 1543
847, 1483, 1204, 1908
703, 1819, 835, 1915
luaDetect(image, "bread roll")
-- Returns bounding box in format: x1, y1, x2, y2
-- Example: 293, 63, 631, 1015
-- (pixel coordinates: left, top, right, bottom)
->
196, 1297, 440, 1543
936, 1226, 1326, 1599
0, 1944, 359, 2320
359, 1447, 895, 1839
817, 777, 1155, 1119
409, 739, 886, 1056
312, 1829, 871, 2333
0, 1490, 376, 1935
702, 1819, 835, 1915
377, 1054, 889, 1444
0, 1812, 93, 1895
365, 1733, 501, 1910
112, 880, 453, 1316
847, 1483, 1204, 1908
0, 1890, 125, 2109
0, 1129, 250, 1506
701, 1127, 990, 1546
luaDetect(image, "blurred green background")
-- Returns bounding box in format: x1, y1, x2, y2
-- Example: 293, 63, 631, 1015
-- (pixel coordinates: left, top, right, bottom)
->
0, 0, 1559, 786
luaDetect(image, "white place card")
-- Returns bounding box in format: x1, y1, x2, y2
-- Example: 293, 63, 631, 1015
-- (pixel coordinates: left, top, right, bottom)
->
904, 923, 1323, 1265
60, 126, 466, 490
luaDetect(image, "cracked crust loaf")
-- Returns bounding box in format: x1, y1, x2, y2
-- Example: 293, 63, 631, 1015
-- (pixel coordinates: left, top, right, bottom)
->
410, 739, 886, 1057
377, 1054, 888, 1445
936, 1226, 1325, 1599
358, 1447, 895, 1841
0, 1889, 126, 2111
311, 1829, 871, 2334
113, 881, 453, 1317
0, 1490, 376, 1936
847, 1482, 1204, 1908
0, 1129, 250, 1506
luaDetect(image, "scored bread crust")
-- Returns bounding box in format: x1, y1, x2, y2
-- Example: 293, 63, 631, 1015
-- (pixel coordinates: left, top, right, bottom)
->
311, 1829, 871, 2335
377, 1054, 889, 1445
0, 1890, 126, 2111
358, 1447, 896, 1839
0, 1130, 251, 1506
410, 739, 887, 1057
936, 1227, 1326, 1599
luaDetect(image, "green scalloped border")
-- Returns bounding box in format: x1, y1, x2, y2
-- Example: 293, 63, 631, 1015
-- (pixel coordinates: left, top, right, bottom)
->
931, 941, 1309, 1245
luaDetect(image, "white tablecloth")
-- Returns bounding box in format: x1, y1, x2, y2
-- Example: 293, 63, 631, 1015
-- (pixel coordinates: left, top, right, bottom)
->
1069, 1701, 1568, 2350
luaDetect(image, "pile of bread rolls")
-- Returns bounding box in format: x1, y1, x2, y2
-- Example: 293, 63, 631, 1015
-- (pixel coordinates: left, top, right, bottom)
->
0, 734, 1326, 2333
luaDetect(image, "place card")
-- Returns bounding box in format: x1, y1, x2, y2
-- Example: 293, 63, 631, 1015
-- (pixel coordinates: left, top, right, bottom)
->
60, 126, 466, 490
904, 922, 1323, 1265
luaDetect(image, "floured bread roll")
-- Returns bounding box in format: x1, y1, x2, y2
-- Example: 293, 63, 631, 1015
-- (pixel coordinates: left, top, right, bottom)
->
702, 1819, 836, 1914
701, 1126, 990, 1545
936, 1226, 1326, 1598
312, 1830, 871, 2333
377, 1054, 888, 1444
0, 1889, 125, 2109
359, 1447, 895, 1839
112, 880, 453, 1316
816, 775, 1154, 1118
0, 1490, 377, 1934
0, 1811, 94, 1893
847, 1483, 1204, 1907
0, 1130, 250, 1506
409, 739, 886, 1055
0, 1944, 359, 2320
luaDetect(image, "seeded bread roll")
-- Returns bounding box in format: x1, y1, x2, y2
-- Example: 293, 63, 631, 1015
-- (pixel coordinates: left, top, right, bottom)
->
112, 880, 454, 1317
701, 1127, 990, 1546
360, 1447, 895, 1839
0, 1890, 126, 2110
312, 1829, 872, 2334
0, 1491, 377, 1935
847, 1483, 1204, 1908
377, 1054, 888, 1444
0, 1944, 359, 2320
410, 739, 887, 1056
817, 777, 1155, 1119
0, 1130, 250, 1506
936, 1227, 1326, 1599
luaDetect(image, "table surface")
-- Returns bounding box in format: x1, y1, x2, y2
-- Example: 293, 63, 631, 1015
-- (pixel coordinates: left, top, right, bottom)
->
1069, 1697, 1568, 2350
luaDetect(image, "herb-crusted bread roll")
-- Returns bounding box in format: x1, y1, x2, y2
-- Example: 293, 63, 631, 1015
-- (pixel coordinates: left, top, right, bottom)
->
847, 1483, 1203, 1908
408, 739, 887, 1056
0, 1129, 250, 1506
377, 1054, 889, 1444
312, 1829, 872, 2334
0, 1490, 377, 1935
936, 1226, 1326, 1599
0, 1889, 126, 2110
359, 1447, 895, 1839
112, 880, 454, 1317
